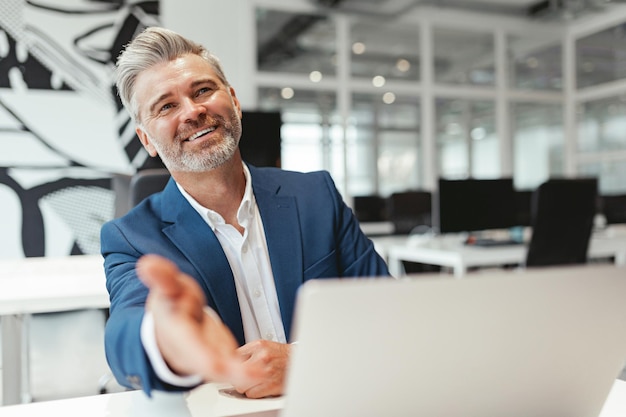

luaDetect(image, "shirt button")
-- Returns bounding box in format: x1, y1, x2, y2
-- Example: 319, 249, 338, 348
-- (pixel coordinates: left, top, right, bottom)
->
253, 288, 262, 298
242, 244, 248, 254
265, 333, 275, 341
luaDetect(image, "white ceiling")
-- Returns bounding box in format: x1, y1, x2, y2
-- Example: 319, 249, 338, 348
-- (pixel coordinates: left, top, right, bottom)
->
465, 0, 536, 5
257, 0, 626, 86
308, 0, 626, 19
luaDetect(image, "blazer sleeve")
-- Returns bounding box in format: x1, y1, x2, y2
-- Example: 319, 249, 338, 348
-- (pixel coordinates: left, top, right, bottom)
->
100, 218, 200, 396
319, 171, 390, 278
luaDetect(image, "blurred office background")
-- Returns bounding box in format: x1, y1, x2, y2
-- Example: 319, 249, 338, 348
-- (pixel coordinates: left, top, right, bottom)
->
2, 0, 626, 257
242, 0, 626, 198
2, 0, 626, 403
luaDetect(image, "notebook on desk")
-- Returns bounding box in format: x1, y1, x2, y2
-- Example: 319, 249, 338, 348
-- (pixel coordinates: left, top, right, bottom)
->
238, 265, 626, 417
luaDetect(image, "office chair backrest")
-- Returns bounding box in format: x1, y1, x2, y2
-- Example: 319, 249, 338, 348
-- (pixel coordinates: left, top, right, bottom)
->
352, 195, 388, 223
525, 178, 598, 267
129, 168, 171, 207
387, 191, 432, 235
600, 194, 626, 225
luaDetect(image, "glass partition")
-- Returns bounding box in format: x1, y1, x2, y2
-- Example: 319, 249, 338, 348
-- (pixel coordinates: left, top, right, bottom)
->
508, 34, 562, 91
577, 23, 626, 88
578, 95, 626, 153
436, 98, 497, 179
433, 27, 495, 86
578, 160, 626, 194
258, 87, 340, 176
511, 102, 564, 190
254, 4, 626, 200
351, 93, 421, 196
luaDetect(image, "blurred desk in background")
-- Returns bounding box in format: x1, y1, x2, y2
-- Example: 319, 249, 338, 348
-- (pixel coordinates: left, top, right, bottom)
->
373, 226, 626, 277
0, 255, 108, 405
360, 221, 395, 236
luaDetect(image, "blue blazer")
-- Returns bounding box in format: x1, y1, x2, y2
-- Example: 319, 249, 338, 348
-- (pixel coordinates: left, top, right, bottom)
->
100, 165, 389, 394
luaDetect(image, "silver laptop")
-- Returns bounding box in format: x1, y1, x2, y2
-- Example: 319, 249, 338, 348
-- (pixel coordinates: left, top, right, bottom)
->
241, 265, 626, 417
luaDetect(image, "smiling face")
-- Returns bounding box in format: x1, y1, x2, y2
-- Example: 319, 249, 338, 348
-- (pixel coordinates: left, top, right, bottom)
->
133, 53, 242, 173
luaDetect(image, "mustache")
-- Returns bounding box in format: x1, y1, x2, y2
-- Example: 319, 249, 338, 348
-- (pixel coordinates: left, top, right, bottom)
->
174, 114, 227, 141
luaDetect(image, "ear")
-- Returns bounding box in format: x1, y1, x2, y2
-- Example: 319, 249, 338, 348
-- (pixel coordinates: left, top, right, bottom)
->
229, 87, 243, 120
136, 127, 158, 157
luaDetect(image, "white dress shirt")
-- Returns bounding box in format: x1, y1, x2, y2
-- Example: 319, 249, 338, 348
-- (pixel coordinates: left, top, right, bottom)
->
141, 163, 286, 385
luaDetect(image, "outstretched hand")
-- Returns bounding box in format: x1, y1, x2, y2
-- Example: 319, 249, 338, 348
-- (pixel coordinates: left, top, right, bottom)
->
135, 254, 261, 386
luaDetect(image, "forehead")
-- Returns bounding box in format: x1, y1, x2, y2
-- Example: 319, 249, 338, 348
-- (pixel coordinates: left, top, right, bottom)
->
134, 54, 222, 112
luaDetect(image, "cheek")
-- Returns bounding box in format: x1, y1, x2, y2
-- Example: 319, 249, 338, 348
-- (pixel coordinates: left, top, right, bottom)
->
148, 120, 177, 140
140, 125, 172, 154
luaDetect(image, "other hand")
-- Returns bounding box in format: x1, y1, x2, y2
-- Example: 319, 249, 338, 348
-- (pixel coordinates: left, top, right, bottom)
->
233, 339, 291, 398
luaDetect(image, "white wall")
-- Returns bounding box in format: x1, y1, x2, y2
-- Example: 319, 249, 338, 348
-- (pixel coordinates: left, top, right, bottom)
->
161, 0, 257, 109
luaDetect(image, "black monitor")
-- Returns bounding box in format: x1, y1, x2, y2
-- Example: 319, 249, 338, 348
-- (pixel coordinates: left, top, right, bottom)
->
514, 189, 534, 227
434, 178, 517, 234
239, 110, 282, 167
600, 194, 626, 225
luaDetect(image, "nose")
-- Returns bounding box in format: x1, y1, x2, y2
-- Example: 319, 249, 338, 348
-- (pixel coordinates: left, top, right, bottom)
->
180, 97, 205, 123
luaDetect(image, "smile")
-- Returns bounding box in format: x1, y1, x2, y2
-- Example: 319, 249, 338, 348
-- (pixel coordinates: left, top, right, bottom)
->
186, 126, 216, 142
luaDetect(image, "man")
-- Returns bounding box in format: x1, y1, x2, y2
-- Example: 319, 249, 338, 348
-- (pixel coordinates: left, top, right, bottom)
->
101, 26, 389, 400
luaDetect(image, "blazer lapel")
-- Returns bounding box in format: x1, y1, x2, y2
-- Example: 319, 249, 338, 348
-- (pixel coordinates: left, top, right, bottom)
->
159, 180, 245, 345
249, 167, 304, 341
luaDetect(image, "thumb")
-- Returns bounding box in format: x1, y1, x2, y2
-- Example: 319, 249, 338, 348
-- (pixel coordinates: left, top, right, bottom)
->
136, 254, 183, 297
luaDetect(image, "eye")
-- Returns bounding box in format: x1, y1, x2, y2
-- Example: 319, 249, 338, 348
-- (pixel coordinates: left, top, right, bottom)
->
195, 86, 212, 97
158, 102, 175, 113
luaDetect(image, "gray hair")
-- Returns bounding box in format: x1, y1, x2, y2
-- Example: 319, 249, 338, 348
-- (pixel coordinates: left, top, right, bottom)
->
115, 26, 229, 123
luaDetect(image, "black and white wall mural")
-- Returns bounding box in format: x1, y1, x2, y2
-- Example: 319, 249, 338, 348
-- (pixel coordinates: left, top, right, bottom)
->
0, 0, 159, 258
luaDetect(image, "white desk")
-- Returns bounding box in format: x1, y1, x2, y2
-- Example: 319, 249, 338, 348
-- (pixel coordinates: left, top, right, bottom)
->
0, 383, 284, 416
360, 221, 395, 236
0, 379, 624, 417
378, 228, 626, 277
0, 255, 109, 406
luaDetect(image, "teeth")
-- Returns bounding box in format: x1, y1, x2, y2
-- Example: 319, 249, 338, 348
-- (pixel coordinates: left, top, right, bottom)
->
188, 127, 216, 142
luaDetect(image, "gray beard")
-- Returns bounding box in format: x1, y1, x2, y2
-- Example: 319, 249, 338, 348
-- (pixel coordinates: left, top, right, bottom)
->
151, 112, 242, 172
156, 132, 239, 172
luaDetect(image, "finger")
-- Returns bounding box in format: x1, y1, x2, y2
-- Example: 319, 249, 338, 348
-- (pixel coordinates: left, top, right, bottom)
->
235, 381, 263, 397
136, 254, 184, 297
232, 361, 279, 399
231, 369, 265, 396
235, 343, 255, 360
241, 384, 271, 399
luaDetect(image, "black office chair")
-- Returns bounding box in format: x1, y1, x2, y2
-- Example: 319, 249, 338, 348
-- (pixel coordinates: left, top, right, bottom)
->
386, 191, 439, 273
352, 195, 388, 223
525, 178, 598, 267
111, 168, 171, 217
386, 190, 432, 235
600, 194, 626, 225
129, 168, 171, 207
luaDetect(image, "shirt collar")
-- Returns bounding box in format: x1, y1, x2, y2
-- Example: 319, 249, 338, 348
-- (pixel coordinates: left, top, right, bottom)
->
238, 164, 255, 222
176, 162, 255, 231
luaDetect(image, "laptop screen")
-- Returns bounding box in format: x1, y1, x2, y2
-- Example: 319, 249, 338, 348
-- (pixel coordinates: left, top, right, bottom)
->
280, 265, 626, 417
